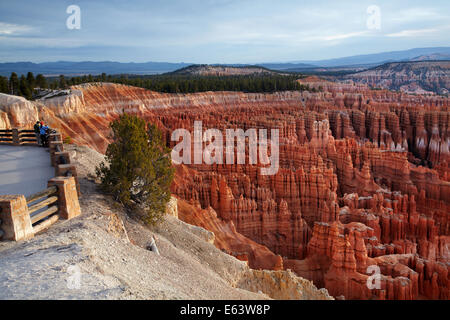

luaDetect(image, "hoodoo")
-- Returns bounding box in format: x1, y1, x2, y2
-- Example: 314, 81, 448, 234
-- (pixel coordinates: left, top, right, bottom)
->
1, 79, 447, 300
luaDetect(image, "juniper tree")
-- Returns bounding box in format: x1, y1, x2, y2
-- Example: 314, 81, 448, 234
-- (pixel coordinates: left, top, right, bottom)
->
26, 72, 35, 89
96, 114, 174, 225
35, 74, 48, 89
9, 72, 19, 95
59, 75, 67, 89
0, 76, 8, 93
19, 75, 32, 100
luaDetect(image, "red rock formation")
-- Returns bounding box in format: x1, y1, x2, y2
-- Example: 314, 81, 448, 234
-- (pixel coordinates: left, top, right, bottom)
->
177, 196, 283, 271
0, 81, 448, 300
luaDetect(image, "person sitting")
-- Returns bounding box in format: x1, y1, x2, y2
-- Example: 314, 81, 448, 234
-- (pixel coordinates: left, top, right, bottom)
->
39, 122, 49, 147
34, 121, 42, 145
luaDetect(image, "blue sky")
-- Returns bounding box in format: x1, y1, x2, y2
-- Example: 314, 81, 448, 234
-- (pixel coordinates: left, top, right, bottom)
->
0, 0, 449, 63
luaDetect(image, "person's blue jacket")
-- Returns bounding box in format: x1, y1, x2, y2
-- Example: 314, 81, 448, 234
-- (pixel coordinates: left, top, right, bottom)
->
40, 125, 49, 135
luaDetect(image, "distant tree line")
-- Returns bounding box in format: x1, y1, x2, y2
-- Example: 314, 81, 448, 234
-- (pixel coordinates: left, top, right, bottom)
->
0, 72, 50, 99
108, 74, 312, 93
0, 71, 315, 100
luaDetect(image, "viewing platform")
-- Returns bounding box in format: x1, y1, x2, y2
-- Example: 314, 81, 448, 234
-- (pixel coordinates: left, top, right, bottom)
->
0, 145, 55, 197
0, 128, 81, 241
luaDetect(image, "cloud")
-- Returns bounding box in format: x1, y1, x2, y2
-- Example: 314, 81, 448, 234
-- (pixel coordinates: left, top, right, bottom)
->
0, 36, 91, 48
386, 28, 439, 37
322, 31, 370, 41
0, 0, 449, 62
390, 8, 444, 23
0, 22, 33, 35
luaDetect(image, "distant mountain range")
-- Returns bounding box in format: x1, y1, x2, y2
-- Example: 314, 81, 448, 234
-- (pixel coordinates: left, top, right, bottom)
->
0, 61, 190, 77
344, 60, 450, 95
259, 48, 450, 75
169, 64, 286, 76
289, 47, 450, 68
0, 47, 449, 76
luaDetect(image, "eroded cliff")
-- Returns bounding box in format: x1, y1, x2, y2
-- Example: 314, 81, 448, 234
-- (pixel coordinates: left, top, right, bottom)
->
1, 81, 448, 299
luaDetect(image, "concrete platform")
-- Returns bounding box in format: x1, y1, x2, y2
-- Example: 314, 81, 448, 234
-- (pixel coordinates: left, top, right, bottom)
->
0, 145, 54, 197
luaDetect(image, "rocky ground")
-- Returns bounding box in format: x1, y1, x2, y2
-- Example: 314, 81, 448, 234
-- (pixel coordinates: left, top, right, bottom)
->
0, 144, 332, 300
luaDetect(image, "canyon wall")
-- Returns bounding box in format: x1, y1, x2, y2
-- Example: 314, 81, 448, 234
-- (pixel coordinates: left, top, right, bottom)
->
0, 81, 448, 299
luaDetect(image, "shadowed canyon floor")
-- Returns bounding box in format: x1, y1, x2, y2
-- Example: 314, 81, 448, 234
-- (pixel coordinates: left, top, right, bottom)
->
0, 78, 448, 299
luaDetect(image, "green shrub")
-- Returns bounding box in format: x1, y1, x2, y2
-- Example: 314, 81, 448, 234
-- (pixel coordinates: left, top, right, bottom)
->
63, 136, 73, 144
96, 113, 174, 225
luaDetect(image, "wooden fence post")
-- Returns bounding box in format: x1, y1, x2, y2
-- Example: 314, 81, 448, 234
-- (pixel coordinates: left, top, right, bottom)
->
48, 177, 81, 220
55, 164, 80, 195
12, 128, 20, 146
50, 141, 64, 166
0, 195, 34, 241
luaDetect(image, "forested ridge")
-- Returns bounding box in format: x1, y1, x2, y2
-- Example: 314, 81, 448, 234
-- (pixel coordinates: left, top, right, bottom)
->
0, 71, 313, 100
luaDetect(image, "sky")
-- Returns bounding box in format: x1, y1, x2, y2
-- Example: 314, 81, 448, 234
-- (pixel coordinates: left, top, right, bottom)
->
0, 0, 449, 63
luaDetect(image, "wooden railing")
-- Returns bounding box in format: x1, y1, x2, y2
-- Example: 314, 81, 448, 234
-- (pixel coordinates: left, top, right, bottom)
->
18, 129, 38, 145
26, 186, 59, 234
0, 128, 81, 241
0, 128, 38, 145
0, 129, 12, 144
